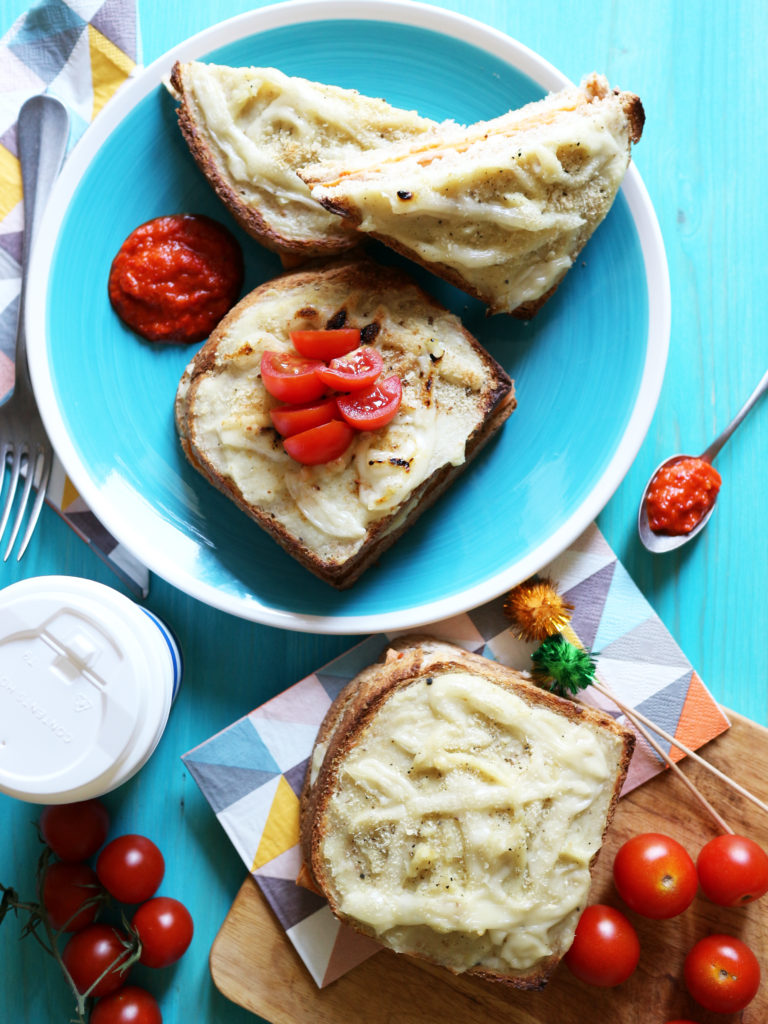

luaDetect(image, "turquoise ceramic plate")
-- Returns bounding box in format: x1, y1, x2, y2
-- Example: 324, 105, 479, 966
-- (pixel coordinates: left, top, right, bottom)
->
27, 0, 669, 634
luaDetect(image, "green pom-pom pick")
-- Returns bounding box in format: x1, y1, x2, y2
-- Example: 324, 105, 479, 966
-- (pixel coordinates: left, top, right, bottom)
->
531, 634, 596, 697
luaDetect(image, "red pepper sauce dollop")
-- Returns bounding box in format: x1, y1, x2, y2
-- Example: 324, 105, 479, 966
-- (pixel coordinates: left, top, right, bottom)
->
108, 214, 243, 344
646, 456, 722, 535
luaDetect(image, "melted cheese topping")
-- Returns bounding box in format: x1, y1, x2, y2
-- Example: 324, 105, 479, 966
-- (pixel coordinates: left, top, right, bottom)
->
178, 62, 442, 245
319, 672, 623, 974
186, 280, 500, 565
304, 75, 636, 312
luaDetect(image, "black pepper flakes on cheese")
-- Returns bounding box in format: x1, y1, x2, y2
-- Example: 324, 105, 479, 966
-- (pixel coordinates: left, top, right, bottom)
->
397, 189, 414, 200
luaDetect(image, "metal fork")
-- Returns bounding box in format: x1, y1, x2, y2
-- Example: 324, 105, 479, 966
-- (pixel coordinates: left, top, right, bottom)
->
0, 95, 69, 560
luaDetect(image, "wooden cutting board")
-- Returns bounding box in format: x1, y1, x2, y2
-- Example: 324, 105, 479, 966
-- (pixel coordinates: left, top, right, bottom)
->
210, 712, 768, 1024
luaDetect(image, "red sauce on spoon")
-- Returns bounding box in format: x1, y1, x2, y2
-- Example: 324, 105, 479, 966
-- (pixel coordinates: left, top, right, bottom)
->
646, 457, 722, 535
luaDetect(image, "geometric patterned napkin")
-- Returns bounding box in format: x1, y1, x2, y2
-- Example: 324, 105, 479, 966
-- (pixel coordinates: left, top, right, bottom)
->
0, 0, 147, 594
183, 523, 731, 988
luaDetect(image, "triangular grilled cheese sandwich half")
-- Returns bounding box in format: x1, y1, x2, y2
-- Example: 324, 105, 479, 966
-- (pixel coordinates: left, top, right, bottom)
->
299, 74, 644, 316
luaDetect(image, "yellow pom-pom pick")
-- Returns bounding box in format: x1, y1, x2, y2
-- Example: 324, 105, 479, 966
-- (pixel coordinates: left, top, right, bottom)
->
503, 577, 574, 643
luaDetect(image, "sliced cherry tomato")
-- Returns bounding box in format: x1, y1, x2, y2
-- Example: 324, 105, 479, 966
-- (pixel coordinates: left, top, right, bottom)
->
612, 832, 697, 919
43, 861, 103, 932
131, 897, 194, 968
696, 834, 768, 906
563, 904, 639, 987
260, 350, 326, 404
684, 934, 760, 1014
336, 375, 402, 430
90, 986, 162, 1024
39, 800, 109, 862
282, 419, 355, 465
96, 835, 164, 904
290, 327, 361, 359
316, 347, 384, 391
61, 924, 132, 997
269, 397, 339, 437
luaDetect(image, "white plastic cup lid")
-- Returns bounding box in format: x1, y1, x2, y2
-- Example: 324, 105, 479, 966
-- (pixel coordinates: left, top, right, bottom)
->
0, 576, 179, 802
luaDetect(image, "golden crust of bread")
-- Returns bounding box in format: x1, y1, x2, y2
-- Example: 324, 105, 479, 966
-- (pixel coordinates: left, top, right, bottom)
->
175, 259, 515, 588
301, 636, 635, 987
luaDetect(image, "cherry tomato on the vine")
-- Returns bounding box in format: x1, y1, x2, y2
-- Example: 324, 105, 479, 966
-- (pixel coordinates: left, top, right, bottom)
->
96, 835, 164, 904
39, 800, 109, 862
131, 897, 194, 968
336, 375, 402, 430
316, 347, 384, 391
282, 418, 355, 465
42, 861, 102, 932
260, 350, 326, 404
290, 327, 360, 360
61, 924, 132, 997
684, 934, 760, 1014
696, 833, 768, 906
613, 832, 697, 918
90, 985, 162, 1024
563, 904, 640, 987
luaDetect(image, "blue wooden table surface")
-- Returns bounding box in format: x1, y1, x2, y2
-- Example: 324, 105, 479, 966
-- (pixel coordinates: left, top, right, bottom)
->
1, 1, 766, 1022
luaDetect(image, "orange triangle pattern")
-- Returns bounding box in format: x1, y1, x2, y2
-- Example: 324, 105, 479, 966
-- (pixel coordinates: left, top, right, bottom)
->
671, 670, 730, 762
250, 776, 300, 872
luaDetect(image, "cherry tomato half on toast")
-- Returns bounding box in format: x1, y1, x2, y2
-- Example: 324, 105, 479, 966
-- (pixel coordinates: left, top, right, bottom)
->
684, 934, 760, 1014
39, 800, 109, 862
260, 351, 326, 404
131, 897, 194, 968
43, 861, 102, 932
563, 904, 640, 987
336, 375, 402, 430
269, 397, 339, 437
90, 986, 162, 1024
696, 833, 768, 906
316, 347, 384, 391
96, 834, 165, 904
62, 924, 132, 997
612, 832, 697, 919
282, 419, 355, 465
290, 327, 360, 359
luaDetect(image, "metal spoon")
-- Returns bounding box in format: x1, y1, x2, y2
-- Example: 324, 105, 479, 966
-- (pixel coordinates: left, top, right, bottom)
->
638, 367, 768, 552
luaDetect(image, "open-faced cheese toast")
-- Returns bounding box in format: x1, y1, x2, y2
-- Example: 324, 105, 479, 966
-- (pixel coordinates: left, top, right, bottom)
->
300, 74, 644, 316
169, 61, 446, 258
175, 259, 515, 588
301, 636, 635, 986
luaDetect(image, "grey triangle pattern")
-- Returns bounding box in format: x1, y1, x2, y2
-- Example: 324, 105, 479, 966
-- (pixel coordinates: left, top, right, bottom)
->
633, 671, 694, 756
0, 295, 19, 360
184, 761, 277, 814
315, 634, 387, 700
562, 560, 616, 649
598, 616, 692, 667
0, 231, 22, 267
284, 756, 310, 798
469, 594, 512, 642
9, 26, 86, 85
91, 0, 140, 63
256, 875, 327, 932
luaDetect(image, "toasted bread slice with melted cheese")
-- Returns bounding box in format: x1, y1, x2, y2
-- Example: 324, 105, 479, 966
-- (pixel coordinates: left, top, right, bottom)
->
300, 74, 644, 315
301, 635, 635, 986
175, 259, 514, 588
169, 61, 446, 258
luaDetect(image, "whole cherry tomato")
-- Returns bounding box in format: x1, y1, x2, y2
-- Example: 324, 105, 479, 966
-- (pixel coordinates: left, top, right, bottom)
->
90, 985, 162, 1024
96, 835, 164, 904
316, 347, 384, 391
42, 861, 102, 932
696, 833, 768, 906
336, 375, 402, 430
260, 350, 326, 404
39, 800, 109, 862
613, 832, 697, 918
684, 934, 760, 1014
131, 897, 193, 968
282, 419, 355, 465
563, 904, 640, 987
62, 924, 132, 997
290, 327, 360, 360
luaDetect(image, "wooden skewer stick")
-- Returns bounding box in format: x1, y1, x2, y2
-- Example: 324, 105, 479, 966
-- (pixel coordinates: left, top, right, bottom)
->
604, 698, 733, 834
591, 678, 768, 819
